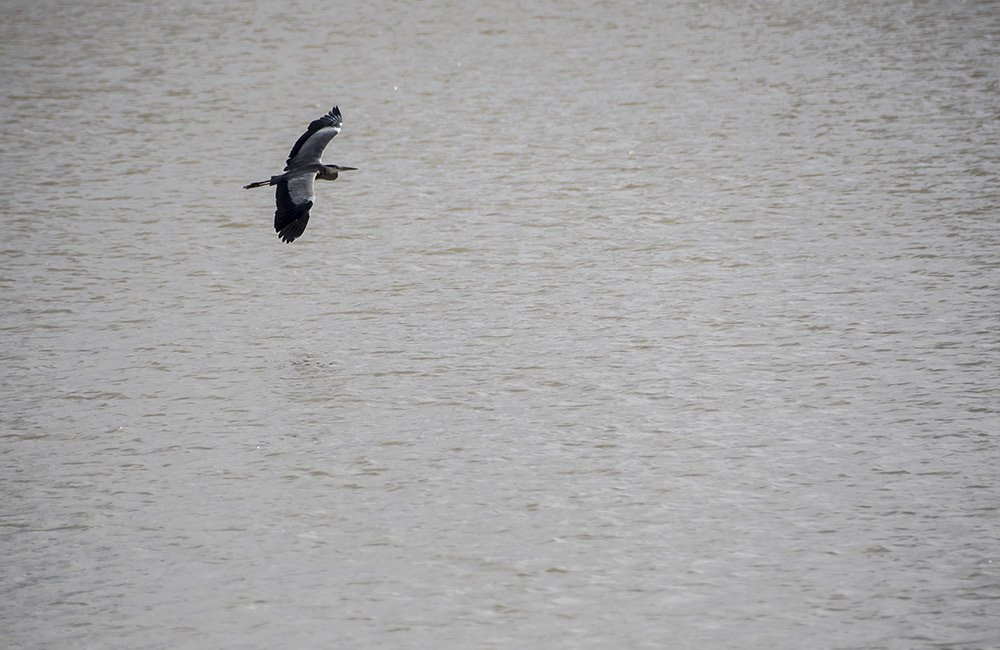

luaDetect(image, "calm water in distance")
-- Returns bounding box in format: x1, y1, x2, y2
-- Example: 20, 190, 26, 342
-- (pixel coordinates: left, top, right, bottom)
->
2, 1, 999, 648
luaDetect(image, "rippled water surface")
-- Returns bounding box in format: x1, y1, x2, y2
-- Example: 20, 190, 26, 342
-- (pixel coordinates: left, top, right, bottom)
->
2, 1, 999, 648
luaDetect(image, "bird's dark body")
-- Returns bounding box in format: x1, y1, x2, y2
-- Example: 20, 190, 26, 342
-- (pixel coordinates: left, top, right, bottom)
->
243, 106, 356, 243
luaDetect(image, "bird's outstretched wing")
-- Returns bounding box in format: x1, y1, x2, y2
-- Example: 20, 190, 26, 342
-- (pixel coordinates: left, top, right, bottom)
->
274, 174, 316, 243
284, 106, 343, 170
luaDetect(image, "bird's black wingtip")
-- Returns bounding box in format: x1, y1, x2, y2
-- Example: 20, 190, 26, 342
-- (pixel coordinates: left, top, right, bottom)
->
275, 199, 313, 243
277, 226, 305, 243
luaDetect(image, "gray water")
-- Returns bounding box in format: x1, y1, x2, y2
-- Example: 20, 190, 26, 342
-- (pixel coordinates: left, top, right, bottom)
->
2, 0, 999, 648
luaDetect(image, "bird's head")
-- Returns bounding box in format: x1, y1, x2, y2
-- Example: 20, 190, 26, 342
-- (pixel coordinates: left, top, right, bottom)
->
318, 164, 357, 181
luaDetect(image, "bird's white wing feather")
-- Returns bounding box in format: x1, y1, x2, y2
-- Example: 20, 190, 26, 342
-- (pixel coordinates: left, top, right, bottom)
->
287, 126, 341, 167
285, 173, 315, 206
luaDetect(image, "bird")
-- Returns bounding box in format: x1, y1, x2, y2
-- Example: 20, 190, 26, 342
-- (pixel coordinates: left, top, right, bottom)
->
244, 106, 357, 243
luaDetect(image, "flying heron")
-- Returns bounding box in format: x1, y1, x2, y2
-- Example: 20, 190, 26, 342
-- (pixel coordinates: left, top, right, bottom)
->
244, 106, 356, 243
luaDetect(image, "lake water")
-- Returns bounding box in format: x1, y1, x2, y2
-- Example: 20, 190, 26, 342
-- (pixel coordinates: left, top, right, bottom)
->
2, 0, 998, 648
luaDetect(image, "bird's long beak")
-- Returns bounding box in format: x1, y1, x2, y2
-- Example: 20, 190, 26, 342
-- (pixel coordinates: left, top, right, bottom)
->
340, 166, 358, 171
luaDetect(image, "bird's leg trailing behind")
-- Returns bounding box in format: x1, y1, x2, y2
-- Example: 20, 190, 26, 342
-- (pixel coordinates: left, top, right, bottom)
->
243, 175, 281, 190
244, 163, 352, 190
243, 167, 316, 190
